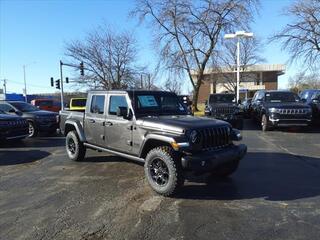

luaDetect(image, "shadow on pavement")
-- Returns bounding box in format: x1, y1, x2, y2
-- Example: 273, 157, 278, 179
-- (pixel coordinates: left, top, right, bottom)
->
0, 150, 50, 165
177, 152, 320, 201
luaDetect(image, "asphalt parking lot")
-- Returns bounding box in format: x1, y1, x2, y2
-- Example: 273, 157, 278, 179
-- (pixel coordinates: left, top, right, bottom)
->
1, 120, 320, 240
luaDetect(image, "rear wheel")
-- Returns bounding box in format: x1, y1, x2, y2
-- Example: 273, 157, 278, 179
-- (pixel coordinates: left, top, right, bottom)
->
66, 131, 86, 161
145, 146, 184, 196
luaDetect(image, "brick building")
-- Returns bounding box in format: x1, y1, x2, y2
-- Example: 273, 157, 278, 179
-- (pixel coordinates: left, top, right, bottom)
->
195, 64, 285, 103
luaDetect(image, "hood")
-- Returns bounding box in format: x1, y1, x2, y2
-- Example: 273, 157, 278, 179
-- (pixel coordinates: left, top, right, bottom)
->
136, 115, 230, 134
264, 102, 310, 109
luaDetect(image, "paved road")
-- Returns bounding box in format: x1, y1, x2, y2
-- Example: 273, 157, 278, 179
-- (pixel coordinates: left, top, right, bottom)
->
1, 121, 320, 240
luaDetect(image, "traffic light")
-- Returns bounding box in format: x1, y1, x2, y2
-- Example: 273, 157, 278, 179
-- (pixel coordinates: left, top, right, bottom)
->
66, 77, 69, 83
80, 62, 84, 76
50, 77, 54, 87
55, 79, 60, 89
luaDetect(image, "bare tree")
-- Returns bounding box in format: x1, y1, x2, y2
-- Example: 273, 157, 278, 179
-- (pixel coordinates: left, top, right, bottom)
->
162, 77, 182, 94
216, 37, 265, 92
270, 0, 320, 69
65, 26, 140, 90
132, 0, 259, 110
288, 71, 320, 93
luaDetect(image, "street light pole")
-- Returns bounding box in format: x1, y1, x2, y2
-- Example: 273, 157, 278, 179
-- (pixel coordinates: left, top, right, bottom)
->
224, 31, 253, 103
236, 38, 240, 102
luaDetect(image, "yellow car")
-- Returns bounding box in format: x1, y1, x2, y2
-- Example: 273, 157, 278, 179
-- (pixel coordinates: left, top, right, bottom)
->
69, 98, 87, 111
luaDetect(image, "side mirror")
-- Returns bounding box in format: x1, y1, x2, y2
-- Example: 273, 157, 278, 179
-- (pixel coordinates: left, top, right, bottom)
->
312, 98, 320, 104
205, 100, 208, 106
117, 107, 132, 120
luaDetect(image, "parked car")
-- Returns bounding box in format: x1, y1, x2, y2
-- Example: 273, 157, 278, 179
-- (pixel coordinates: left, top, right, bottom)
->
0, 101, 59, 137
204, 93, 243, 129
60, 90, 247, 196
69, 98, 86, 111
239, 98, 252, 118
0, 110, 29, 142
251, 90, 312, 131
31, 99, 61, 112
299, 89, 320, 124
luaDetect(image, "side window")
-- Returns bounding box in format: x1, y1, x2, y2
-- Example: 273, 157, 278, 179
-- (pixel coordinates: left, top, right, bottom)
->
0, 103, 14, 112
109, 95, 128, 115
90, 95, 105, 114
252, 91, 259, 102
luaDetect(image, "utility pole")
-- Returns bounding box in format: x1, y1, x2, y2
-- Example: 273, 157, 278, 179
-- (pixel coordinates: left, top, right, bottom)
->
148, 74, 151, 90
23, 65, 27, 102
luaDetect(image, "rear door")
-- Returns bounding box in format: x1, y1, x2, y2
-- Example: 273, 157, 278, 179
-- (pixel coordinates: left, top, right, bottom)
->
84, 94, 106, 146
105, 94, 133, 153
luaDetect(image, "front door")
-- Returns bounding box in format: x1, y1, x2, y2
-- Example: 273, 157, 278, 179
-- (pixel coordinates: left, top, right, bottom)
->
84, 94, 106, 146
105, 94, 133, 153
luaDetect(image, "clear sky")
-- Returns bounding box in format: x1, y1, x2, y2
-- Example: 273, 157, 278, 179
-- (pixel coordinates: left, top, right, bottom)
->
0, 0, 296, 95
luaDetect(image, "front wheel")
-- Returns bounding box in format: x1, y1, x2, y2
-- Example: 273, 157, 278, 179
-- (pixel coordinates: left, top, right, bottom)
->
66, 131, 86, 161
145, 146, 184, 196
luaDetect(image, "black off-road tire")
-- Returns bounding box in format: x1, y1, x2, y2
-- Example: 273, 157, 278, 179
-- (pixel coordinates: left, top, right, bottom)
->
211, 160, 240, 178
261, 114, 271, 132
66, 131, 86, 161
145, 146, 184, 196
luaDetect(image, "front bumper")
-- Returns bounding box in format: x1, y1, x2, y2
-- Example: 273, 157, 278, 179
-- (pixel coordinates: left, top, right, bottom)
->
181, 144, 247, 172
269, 116, 311, 127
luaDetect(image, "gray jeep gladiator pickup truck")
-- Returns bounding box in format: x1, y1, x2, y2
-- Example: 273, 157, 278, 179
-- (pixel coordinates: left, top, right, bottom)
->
60, 90, 247, 196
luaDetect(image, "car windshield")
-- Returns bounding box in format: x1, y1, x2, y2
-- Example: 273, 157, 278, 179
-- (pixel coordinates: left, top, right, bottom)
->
209, 94, 235, 104
132, 93, 188, 116
10, 102, 39, 112
265, 92, 298, 103
72, 99, 86, 107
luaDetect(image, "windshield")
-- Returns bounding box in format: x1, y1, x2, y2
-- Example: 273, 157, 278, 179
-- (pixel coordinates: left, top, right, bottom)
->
265, 92, 298, 103
72, 99, 86, 107
10, 102, 39, 112
209, 94, 235, 104
133, 93, 187, 116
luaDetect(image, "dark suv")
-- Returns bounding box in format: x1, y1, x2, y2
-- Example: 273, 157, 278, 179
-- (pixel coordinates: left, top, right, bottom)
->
251, 90, 312, 131
299, 89, 320, 124
0, 101, 59, 137
205, 93, 243, 129
0, 110, 29, 142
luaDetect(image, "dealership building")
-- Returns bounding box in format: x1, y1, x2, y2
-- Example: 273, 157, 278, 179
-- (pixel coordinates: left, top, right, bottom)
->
195, 64, 286, 103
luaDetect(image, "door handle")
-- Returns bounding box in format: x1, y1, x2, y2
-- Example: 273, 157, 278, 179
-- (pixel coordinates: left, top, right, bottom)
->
105, 121, 113, 126
89, 119, 95, 123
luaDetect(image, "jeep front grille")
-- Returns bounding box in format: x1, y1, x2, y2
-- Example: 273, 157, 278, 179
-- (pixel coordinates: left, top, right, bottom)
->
278, 109, 307, 114
199, 126, 231, 150
213, 107, 235, 115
